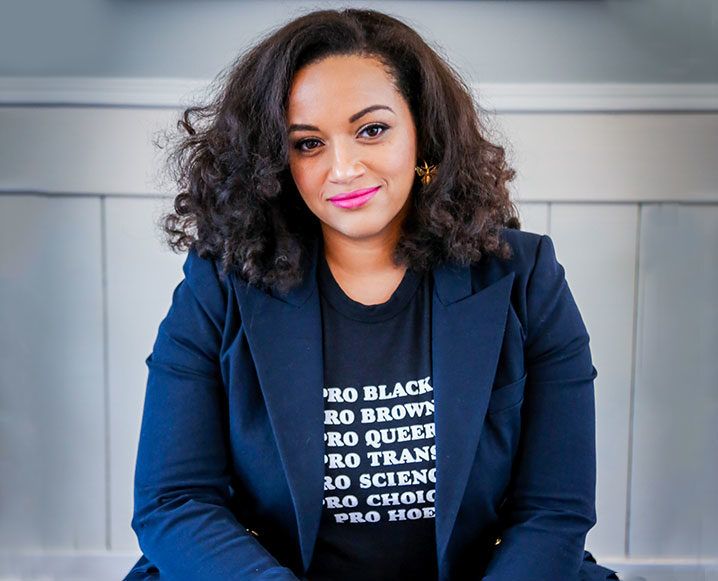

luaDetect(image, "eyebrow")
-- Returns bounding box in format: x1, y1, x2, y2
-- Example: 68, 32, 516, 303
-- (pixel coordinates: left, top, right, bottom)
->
287, 104, 395, 134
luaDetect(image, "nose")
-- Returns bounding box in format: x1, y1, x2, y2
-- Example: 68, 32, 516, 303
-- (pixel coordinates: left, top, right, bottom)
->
328, 138, 365, 184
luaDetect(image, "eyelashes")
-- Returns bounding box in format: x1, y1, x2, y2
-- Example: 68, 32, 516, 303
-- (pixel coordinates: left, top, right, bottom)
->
359, 123, 388, 139
292, 123, 390, 153
293, 137, 322, 153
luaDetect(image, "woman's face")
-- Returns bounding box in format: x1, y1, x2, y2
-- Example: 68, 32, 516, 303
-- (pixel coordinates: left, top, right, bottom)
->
286, 54, 418, 244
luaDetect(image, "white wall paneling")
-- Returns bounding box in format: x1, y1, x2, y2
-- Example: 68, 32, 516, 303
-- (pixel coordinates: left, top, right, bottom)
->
2, 105, 718, 203
0, 552, 141, 581
1, 96, 717, 579
0, 106, 178, 196
498, 113, 718, 203
629, 204, 718, 558
515, 201, 549, 235
105, 197, 186, 551
607, 560, 718, 581
0, 195, 105, 550
550, 204, 639, 558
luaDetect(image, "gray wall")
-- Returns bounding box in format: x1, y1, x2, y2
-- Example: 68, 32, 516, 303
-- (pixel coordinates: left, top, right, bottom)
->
0, 0, 717, 83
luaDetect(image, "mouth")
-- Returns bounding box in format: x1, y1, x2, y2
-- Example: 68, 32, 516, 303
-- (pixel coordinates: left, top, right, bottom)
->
328, 186, 381, 201
328, 186, 380, 209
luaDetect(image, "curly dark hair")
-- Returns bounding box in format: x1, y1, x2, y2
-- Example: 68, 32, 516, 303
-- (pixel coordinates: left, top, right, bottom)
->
159, 7, 521, 294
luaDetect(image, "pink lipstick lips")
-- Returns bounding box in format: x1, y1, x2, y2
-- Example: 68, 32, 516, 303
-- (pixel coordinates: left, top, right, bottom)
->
328, 186, 380, 209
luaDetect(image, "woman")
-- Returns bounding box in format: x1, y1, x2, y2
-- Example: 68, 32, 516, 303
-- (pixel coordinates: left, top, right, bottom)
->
126, 8, 619, 581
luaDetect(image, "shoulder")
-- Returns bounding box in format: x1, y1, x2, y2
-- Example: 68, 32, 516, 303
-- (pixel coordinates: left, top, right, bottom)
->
468, 227, 552, 284
177, 247, 231, 328
468, 228, 577, 341
499, 228, 565, 285
498, 229, 592, 357
149, 247, 232, 373
496, 227, 545, 274
182, 245, 228, 290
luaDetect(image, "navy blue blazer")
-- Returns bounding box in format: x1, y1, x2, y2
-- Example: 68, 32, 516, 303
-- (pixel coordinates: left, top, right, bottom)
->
126, 228, 619, 580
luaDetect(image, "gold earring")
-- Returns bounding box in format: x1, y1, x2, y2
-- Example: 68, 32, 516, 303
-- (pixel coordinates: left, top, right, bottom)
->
415, 160, 438, 185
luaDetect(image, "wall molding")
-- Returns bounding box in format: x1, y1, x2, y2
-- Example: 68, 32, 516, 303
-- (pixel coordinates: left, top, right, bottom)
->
1, 77, 717, 112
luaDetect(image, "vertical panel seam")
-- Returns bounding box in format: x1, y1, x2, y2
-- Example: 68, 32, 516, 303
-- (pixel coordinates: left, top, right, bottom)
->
100, 195, 112, 551
625, 201, 643, 557
546, 201, 552, 235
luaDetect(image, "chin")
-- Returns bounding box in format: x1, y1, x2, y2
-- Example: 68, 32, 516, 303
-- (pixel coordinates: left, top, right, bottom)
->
319, 202, 407, 240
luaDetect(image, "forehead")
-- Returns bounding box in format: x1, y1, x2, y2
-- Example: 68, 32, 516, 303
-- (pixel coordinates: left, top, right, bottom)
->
286, 54, 403, 120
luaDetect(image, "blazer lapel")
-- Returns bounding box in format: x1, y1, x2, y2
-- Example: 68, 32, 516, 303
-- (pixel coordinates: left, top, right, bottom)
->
431, 261, 515, 570
233, 235, 515, 575
234, 235, 326, 571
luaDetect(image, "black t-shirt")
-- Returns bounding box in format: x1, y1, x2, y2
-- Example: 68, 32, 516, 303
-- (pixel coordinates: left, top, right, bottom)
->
306, 245, 438, 581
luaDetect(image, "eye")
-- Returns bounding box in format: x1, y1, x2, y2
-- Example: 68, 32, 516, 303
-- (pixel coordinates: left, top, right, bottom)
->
294, 138, 322, 152
359, 123, 389, 139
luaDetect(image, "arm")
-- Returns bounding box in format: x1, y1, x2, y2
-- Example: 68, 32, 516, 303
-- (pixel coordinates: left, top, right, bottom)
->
131, 248, 299, 580
483, 234, 598, 580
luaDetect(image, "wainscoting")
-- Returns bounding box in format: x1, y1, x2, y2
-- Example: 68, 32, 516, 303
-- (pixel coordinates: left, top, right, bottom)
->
1, 80, 716, 580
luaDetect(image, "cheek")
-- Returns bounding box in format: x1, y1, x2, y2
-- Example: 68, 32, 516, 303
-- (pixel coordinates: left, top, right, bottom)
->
384, 151, 416, 194
289, 160, 319, 200
384, 132, 417, 180
383, 153, 412, 176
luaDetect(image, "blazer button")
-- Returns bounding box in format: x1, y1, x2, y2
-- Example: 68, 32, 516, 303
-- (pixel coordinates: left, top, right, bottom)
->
494, 537, 502, 545
246, 528, 260, 538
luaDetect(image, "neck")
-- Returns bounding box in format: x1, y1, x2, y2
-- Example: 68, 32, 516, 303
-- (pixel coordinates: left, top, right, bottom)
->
323, 231, 399, 277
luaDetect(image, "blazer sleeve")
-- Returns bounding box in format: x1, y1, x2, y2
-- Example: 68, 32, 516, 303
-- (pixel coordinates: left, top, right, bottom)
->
130, 248, 299, 580
483, 234, 598, 581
